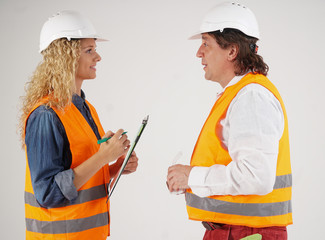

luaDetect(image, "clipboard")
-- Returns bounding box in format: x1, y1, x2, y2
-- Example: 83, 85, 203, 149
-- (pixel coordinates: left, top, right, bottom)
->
107, 115, 149, 199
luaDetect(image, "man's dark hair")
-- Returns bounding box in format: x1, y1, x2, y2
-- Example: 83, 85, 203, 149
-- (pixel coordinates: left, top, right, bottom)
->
208, 28, 269, 76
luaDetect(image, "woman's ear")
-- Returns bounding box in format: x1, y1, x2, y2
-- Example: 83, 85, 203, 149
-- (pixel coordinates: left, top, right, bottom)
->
227, 44, 239, 61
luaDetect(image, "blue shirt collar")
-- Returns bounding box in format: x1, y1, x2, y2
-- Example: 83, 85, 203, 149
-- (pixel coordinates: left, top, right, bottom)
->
72, 90, 86, 110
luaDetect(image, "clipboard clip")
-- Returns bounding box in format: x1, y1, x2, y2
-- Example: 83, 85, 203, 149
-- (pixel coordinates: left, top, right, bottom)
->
142, 115, 149, 124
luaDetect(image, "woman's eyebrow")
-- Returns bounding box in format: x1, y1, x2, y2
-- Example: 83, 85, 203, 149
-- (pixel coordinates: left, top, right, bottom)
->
81, 44, 97, 49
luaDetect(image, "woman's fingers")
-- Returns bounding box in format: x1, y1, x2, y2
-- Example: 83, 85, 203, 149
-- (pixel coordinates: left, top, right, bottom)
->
103, 130, 114, 139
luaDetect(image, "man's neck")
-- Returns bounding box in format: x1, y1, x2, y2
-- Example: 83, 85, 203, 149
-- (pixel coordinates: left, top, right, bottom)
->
218, 71, 236, 88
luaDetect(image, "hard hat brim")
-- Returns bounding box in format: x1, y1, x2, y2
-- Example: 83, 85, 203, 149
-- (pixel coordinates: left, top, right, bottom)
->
188, 32, 202, 40
39, 35, 109, 53
85, 34, 109, 42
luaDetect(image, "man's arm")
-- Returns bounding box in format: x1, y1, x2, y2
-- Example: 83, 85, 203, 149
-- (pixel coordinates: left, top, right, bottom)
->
167, 84, 284, 197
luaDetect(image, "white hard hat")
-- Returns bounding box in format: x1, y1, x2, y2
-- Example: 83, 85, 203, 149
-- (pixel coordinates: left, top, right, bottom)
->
189, 2, 260, 40
39, 10, 108, 52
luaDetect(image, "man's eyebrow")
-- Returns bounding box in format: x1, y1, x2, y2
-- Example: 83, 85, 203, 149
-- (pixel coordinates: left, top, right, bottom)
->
202, 35, 208, 40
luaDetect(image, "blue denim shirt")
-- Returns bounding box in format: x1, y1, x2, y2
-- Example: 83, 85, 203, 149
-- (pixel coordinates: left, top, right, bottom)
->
25, 90, 101, 208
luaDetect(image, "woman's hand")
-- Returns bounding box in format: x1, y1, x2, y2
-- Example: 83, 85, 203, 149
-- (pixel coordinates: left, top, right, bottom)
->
98, 129, 130, 165
73, 129, 130, 190
109, 152, 139, 179
122, 152, 139, 175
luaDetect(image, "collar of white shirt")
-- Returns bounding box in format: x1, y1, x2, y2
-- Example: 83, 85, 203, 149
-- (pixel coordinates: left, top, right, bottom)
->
216, 73, 247, 97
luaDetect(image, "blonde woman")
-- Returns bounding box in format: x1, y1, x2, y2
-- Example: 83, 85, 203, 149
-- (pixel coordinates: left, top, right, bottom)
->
19, 10, 138, 239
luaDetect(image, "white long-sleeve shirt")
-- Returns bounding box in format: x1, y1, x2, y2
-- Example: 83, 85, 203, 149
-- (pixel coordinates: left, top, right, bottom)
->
188, 75, 284, 198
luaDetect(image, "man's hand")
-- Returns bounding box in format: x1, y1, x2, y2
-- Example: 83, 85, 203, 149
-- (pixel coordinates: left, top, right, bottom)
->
167, 164, 193, 193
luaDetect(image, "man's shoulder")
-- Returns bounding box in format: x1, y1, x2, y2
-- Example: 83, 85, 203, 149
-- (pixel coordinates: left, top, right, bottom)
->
238, 83, 273, 96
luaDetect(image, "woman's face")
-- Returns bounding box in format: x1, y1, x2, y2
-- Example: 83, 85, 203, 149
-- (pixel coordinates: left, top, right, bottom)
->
75, 38, 101, 82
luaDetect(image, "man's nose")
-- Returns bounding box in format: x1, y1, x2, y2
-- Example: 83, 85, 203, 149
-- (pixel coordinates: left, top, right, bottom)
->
196, 45, 204, 58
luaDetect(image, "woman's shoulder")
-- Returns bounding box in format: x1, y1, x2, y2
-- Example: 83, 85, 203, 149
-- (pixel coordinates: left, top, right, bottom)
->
28, 105, 56, 120
26, 105, 61, 130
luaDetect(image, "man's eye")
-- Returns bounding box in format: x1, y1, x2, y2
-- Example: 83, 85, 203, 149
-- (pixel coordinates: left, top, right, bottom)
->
203, 43, 208, 47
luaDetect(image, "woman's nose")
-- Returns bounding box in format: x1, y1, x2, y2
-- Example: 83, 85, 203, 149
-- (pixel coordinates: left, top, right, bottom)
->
95, 52, 101, 62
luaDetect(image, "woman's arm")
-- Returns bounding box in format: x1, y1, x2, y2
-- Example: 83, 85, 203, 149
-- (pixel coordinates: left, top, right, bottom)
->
26, 107, 130, 206
26, 106, 75, 207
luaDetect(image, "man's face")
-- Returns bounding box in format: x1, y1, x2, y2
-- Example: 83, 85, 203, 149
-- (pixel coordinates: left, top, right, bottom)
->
196, 33, 230, 85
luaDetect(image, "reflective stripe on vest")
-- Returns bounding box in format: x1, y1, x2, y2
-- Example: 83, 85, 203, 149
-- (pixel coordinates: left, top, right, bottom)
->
186, 194, 292, 217
186, 73, 292, 227
186, 174, 292, 217
26, 212, 108, 234
273, 174, 292, 190
25, 184, 107, 208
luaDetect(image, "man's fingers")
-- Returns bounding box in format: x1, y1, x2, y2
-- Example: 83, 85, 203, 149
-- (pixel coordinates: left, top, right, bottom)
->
168, 166, 174, 175
167, 166, 179, 179
169, 179, 179, 192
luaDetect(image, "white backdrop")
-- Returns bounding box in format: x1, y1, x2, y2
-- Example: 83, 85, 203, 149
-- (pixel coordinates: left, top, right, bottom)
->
1, 0, 325, 239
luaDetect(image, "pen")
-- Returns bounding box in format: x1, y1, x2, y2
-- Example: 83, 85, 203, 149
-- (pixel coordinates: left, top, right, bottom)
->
97, 131, 127, 144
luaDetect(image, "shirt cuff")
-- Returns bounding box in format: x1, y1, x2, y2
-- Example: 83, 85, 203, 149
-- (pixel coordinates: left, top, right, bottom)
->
54, 169, 78, 201
188, 166, 212, 197
188, 166, 210, 186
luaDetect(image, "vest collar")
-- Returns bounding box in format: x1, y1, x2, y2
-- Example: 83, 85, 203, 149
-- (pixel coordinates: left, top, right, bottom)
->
216, 72, 250, 96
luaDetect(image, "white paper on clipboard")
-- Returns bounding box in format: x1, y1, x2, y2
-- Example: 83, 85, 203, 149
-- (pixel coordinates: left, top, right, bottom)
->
107, 115, 149, 199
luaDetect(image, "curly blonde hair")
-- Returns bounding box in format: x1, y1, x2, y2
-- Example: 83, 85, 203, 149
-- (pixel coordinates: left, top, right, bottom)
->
19, 38, 81, 146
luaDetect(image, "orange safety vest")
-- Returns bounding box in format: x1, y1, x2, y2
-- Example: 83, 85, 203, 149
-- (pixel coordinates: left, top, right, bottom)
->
186, 73, 292, 228
24, 97, 110, 239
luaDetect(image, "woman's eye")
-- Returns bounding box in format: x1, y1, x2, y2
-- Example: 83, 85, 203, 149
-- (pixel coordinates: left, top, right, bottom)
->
86, 49, 92, 53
